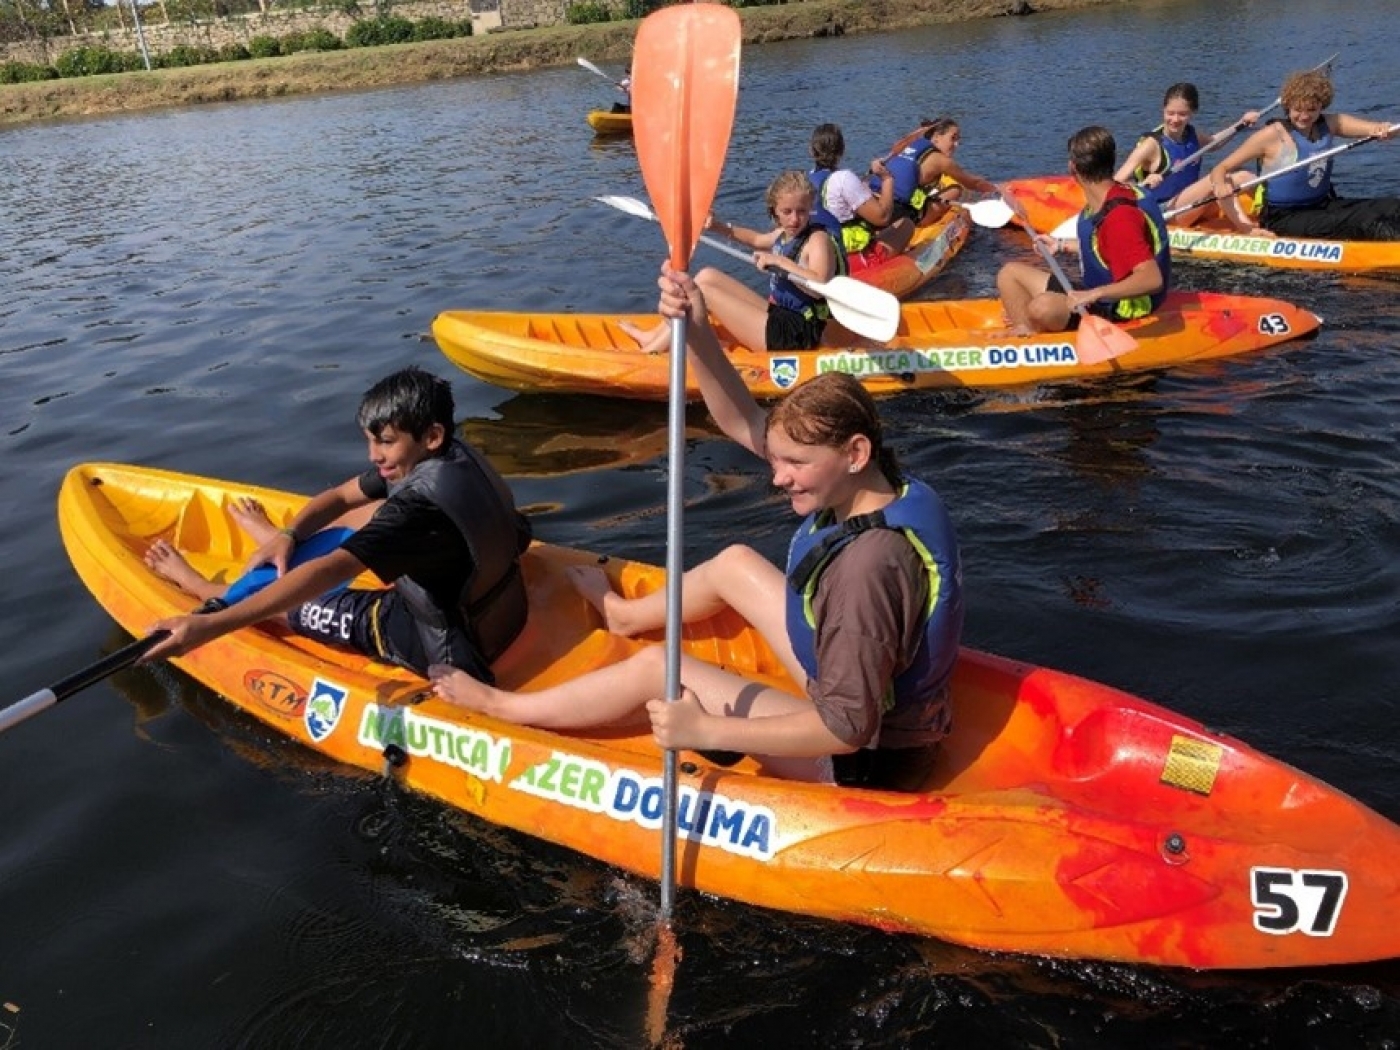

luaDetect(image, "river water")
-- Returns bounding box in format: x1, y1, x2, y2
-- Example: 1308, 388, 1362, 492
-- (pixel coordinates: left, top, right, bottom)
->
3, 0, 1398, 1045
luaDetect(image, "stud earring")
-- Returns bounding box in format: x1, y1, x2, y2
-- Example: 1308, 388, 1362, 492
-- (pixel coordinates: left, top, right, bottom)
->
848, 464, 858, 473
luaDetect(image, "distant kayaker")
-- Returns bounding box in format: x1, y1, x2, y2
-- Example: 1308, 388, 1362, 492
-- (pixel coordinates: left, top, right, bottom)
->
1208, 69, 1399, 241
997, 125, 1170, 336
433, 264, 964, 792
1112, 82, 1259, 222
611, 65, 632, 115
807, 122, 900, 260
876, 117, 999, 233
141, 367, 533, 681
620, 169, 847, 354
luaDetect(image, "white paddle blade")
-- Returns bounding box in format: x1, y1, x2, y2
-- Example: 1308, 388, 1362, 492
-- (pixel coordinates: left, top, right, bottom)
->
595, 194, 658, 222
1050, 215, 1078, 240
811, 275, 900, 343
964, 198, 1014, 229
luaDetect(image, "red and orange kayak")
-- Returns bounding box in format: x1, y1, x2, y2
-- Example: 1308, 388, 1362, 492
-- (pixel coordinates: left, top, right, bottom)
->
59, 462, 1400, 969
845, 205, 971, 299
431, 291, 1320, 401
1004, 175, 1400, 272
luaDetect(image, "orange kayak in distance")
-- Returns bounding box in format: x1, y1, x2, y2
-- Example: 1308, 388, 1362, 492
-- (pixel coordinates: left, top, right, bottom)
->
1004, 175, 1400, 272
586, 109, 633, 136
59, 462, 1400, 970
431, 291, 1320, 401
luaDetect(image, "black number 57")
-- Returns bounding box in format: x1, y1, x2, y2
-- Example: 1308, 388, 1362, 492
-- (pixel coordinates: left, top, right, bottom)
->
1251, 867, 1348, 936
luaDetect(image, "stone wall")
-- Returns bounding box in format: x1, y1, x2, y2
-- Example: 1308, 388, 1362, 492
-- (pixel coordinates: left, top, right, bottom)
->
498, 0, 628, 30
2, 1, 486, 67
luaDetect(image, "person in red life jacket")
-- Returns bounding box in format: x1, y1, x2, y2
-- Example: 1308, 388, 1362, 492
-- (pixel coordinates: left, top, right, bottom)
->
1208, 68, 1399, 241
997, 125, 1170, 336
808, 123, 899, 264
433, 265, 964, 791
620, 170, 847, 354
1112, 82, 1259, 225
876, 116, 999, 236
141, 367, 533, 683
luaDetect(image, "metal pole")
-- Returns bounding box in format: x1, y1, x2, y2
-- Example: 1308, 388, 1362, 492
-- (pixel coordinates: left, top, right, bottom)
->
129, 0, 152, 71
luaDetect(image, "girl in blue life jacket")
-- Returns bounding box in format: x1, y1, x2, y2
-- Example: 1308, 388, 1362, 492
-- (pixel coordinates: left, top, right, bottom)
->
433, 265, 965, 792
1208, 69, 1399, 241
1112, 82, 1259, 224
619, 170, 847, 355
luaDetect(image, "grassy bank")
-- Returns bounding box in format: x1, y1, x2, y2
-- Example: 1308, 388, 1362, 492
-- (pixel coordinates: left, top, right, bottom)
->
0, 0, 1124, 128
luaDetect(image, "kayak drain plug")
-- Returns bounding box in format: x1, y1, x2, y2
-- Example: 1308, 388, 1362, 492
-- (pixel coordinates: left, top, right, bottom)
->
382, 744, 409, 773
1162, 832, 1189, 864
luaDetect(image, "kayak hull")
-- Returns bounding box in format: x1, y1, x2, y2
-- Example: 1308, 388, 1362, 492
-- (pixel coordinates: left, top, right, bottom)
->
845, 206, 971, 299
59, 462, 1400, 969
1005, 175, 1400, 272
587, 109, 633, 136
431, 291, 1320, 401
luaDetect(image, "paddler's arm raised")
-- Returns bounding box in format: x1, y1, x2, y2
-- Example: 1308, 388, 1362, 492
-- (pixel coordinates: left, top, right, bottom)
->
657, 263, 768, 459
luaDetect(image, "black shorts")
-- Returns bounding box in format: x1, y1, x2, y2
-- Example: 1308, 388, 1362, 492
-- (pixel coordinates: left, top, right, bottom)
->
833, 745, 940, 792
1262, 196, 1400, 242
289, 588, 428, 673
889, 199, 923, 225
765, 304, 827, 352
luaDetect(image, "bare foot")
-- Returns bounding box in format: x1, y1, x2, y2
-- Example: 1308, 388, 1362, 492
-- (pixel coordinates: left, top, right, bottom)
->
565, 564, 638, 636
428, 663, 500, 712
229, 497, 279, 544
144, 539, 222, 601
618, 319, 667, 355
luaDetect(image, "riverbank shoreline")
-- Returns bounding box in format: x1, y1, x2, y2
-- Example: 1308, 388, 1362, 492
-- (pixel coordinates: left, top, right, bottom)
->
0, 0, 1127, 128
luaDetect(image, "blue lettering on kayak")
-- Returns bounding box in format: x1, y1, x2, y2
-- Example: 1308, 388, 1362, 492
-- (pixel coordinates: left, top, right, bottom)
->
605, 770, 775, 860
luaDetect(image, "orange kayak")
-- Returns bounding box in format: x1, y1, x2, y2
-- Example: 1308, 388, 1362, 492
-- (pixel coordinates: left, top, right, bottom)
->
845, 206, 971, 299
59, 462, 1400, 969
431, 291, 1320, 401
1004, 175, 1400, 272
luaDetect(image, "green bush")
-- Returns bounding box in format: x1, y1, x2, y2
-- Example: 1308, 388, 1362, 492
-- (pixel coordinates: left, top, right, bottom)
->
157, 44, 220, 68
566, 2, 613, 24
54, 46, 141, 77
281, 27, 344, 52
217, 42, 252, 62
0, 61, 59, 83
344, 15, 415, 47
247, 34, 282, 58
410, 15, 467, 41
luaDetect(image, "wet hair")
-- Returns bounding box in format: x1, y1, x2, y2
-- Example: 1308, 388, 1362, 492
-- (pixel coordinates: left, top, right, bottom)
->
767, 372, 902, 488
810, 123, 845, 170
765, 170, 816, 219
1280, 69, 1333, 111
1067, 125, 1117, 181
356, 366, 455, 440
1162, 82, 1200, 111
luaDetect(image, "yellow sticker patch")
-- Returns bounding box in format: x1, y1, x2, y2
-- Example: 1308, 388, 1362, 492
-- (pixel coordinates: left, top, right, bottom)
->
1161, 735, 1224, 795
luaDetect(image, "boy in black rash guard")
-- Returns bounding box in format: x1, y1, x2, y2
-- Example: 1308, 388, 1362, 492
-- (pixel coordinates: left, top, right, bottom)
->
142, 367, 532, 681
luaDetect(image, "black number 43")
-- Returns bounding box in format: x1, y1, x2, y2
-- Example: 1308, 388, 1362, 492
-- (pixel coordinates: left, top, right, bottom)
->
1251, 867, 1348, 936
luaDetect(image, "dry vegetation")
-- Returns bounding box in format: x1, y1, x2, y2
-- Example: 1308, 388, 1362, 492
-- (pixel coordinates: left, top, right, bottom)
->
0, 0, 1123, 127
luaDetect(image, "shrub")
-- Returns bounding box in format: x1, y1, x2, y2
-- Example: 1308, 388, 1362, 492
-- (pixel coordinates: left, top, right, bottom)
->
281, 27, 344, 52
158, 44, 220, 68
217, 42, 252, 62
410, 16, 465, 41
54, 46, 141, 77
0, 61, 59, 83
247, 35, 282, 58
344, 15, 415, 47
566, 2, 612, 24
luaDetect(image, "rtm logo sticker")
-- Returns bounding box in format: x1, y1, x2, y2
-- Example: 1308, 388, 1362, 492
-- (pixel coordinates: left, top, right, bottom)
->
1251, 867, 1348, 936
1257, 313, 1293, 336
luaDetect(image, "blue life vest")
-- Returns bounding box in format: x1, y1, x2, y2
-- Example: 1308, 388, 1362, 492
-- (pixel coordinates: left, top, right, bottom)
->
768, 224, 845, 320
873, 137, 938, 216
784, 478, 963, 731
1136, 123, 1201, 203
389, 438, 533, 667
1076, 185, 1171, 320
810, 167, 876, 253
1262, 117, 1335, 208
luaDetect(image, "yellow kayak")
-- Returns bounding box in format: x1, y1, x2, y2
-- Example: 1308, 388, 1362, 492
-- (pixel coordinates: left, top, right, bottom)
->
58, 462, 1400, 969
587, 109, 633, 136
431, 291, 1321, 401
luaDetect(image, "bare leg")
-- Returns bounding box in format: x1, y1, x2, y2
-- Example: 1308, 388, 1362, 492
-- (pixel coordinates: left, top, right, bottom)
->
996, 261, 1067, 335
228, 497, 279, 545
618, 319, 672, 355
693, 267, 772, 352
566, 546, 800, 682
144, 539, 223, 602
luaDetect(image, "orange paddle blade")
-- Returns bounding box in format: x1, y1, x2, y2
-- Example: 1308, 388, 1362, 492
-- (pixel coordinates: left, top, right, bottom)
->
1076, 313, 1139, 364
631, 3, 742, 270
